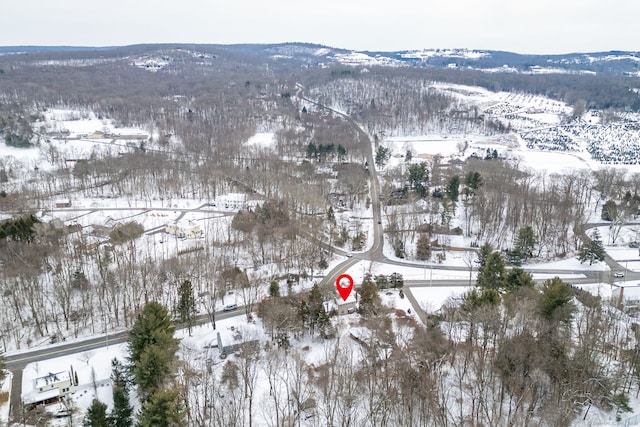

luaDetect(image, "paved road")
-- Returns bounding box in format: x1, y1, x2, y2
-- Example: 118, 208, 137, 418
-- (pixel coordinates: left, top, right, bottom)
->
6, 307, 245, 421
7, 87, 639, 422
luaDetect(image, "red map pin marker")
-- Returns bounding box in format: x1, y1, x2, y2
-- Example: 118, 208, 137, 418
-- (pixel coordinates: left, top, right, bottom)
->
336, 274, 354, 301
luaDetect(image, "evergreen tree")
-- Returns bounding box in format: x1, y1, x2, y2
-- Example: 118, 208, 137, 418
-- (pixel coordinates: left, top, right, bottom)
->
408, 162, 428, 196
133, 343, 174, 394
462, 288, 501, 312
477, 251, 507, 292
505, 267, 535, 292
176, 280, 196, 335
268, 280, 280, 298
306, 142, 317, 159
109, 359, 133, 427
84, 399, 109, 427
375, 146, 389, 167
307, 283, 325, 335
128, 302, 178, 399
317, 305, 331, 338
514, 226, 537, 261
463, 171, 483, 198
538, 278, 575, 322
578, 229, 606, 265
477, 242, 494, 267
445, 175, 460, 203
136, 390, 186, 427
0, 214, 40, 242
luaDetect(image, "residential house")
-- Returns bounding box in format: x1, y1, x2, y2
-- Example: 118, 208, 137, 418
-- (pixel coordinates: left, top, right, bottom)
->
211, 193, 247, 211
216, 324, 260, 357
87, 130, 106, 139
324, 292, 359, 316
165, 220, 203, 239
23, 367, 78, 408
54, 199, 72, 208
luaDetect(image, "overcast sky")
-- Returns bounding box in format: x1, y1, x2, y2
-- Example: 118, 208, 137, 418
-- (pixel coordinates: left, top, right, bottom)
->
1, 0, 638, 54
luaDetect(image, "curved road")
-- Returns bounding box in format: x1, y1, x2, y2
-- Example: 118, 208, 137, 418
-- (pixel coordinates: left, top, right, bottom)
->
6, 88, 639, 421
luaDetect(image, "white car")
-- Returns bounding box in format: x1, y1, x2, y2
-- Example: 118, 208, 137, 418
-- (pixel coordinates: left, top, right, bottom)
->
614, 272, 624, 278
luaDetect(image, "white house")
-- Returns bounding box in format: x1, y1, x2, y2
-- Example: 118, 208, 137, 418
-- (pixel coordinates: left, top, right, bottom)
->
165, 220, 203, 239
211, 193, 247, 211
324, 292, 359, 316
23, 367, 78, 407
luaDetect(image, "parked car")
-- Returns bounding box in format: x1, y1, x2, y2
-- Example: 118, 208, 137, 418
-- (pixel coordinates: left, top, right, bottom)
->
223, 304, 238, 312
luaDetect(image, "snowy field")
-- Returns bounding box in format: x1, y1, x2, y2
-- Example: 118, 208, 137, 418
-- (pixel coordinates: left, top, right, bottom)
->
410, 286, 470, 314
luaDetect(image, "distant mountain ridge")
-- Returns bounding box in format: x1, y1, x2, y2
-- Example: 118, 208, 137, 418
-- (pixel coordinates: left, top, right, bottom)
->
1, 43, 639, 76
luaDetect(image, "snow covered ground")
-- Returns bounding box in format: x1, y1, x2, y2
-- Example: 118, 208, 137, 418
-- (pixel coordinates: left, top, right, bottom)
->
21, 344, 128, 426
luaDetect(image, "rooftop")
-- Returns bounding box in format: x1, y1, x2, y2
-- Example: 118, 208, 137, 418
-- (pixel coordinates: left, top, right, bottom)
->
34, 371, 70, 389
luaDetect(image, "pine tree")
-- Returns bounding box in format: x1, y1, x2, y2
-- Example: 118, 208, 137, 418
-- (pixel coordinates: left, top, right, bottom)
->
375, 146, 389, 167
445, 175, 460, 203
538, 278, 575, 322
84, 399, 109, 427
128, 302, 178, 400
463, 171, 483, 198
578, 229, 606, 265
307, 283, 324, 335
505, 267, 535, 292
176, 280, 196, 335
462, 288, 501, 312
268, 280, 280, 298
477, 251, 507, 292
137, 390, 186, 427
477, 242, 494, 267
514, 226, 537, 261
408, 162, 428, 195
109, 359, 133, 427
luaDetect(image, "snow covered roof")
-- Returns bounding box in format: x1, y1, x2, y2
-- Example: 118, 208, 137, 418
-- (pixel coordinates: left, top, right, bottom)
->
34, 371, 70, 389
22, 370, 71, 404
337, 292, 357, 305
